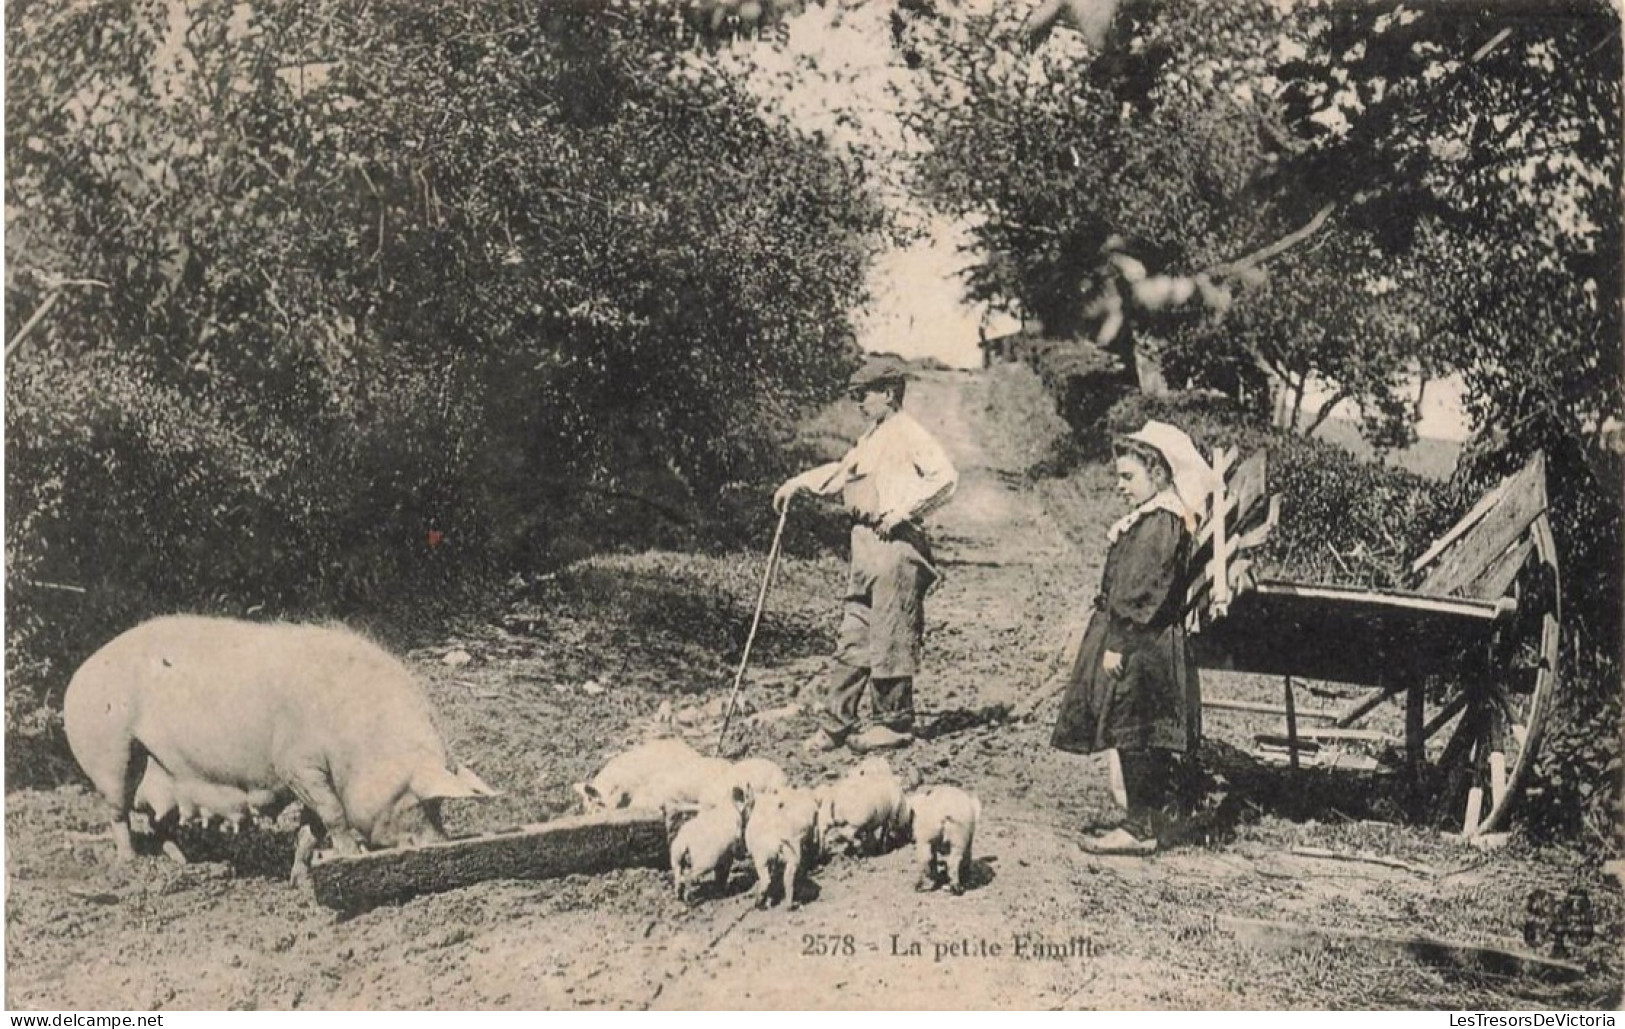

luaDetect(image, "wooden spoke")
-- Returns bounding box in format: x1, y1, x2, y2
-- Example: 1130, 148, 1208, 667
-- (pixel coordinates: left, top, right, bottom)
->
1335, 682, 1405, 728
1485, 680, 1520, 728
1432, 697, 1488, 830
1421, 691, 1471, 744
1436, 700, 1486, 780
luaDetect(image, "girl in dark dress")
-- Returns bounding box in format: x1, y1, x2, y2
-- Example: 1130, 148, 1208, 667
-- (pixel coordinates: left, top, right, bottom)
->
1051, 421, 1212, 854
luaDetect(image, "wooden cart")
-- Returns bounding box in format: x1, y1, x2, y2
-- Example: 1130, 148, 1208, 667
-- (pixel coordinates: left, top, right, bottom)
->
1186, 450, 1560, 838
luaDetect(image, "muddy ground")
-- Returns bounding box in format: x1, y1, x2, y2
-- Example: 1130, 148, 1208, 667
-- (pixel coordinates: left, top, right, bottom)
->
6, 366, 1620, 1010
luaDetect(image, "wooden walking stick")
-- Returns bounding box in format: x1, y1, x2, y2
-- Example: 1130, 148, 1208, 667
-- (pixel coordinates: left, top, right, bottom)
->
1008, 616, 1087, 722
716, 499, 791, 755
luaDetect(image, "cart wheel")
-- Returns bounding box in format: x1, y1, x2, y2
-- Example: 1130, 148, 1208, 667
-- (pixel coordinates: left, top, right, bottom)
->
1427, 517, 1560, 837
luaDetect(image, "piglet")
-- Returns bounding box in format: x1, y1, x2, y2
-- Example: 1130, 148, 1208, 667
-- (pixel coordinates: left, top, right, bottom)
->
133, 759, 290, 863
576, 738, 731, 811
744, 787, 820, 910
670, 785, 751, 902
818, 756, 905, 856
904, 785, 982, 895
697, 756, 790, 810
731, 757, 789, 796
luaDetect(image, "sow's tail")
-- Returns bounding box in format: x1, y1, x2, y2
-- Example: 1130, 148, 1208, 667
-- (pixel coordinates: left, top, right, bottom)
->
412, 763, 503, 801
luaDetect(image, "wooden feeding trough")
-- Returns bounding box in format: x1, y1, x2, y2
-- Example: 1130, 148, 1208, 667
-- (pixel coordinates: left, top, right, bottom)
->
1185, 450, 1560, 838
309, 808, 670, 915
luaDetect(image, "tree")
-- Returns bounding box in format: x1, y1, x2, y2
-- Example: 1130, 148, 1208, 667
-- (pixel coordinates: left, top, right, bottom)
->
905, 0, 1622, 843
4, 0, 882, 716
1271, 0, 1621, 438
905, 1, 1365, 423
905, 0, 1620, 453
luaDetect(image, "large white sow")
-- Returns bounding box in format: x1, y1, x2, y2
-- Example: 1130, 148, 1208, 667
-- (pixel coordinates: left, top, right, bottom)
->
64, 615, 498, 879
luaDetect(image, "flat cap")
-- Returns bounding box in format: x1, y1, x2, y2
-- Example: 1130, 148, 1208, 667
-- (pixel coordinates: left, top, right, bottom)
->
848, 354, 910, 393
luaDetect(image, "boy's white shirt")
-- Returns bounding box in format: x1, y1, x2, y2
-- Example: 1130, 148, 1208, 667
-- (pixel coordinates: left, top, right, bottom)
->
790, 410, 958, 525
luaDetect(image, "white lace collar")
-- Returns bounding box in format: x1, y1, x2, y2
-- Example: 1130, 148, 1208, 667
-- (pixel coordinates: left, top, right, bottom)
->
1106, 489, 1194, 543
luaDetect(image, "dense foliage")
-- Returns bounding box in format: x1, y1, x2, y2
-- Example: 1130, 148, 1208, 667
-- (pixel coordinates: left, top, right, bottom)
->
1107, 391, 1452, 588
908, 0, 1621, 447
904, 0, 1620, 847
5, 0, 881, 734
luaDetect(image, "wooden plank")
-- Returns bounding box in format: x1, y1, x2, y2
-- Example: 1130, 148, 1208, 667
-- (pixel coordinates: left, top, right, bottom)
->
1203, 697, 1340, 721
1421, 690, 1471, 742
1185, 537, 1268, 627
1256, 735, 1321, 754
1253, 581, 1505, 620
1335, 683, 1404, 728
1194, 584, 1506, 686
1193, 451, 1269, 551
1418, 454, 1547, 597
1320, 752, 1380, 771
1187, 450, 1273, 629
1207, 446, 1234, 615
1220, 916, 1587, 983
1225, 451, 1271, 537
1255, 747, 1379, 771
1407, 682, 1425, 809
1210, 445, 1237, 492
1187, 445, 1236, 619
1232, 495, 1280, 553
1464, 788, 1484, 838
1411, 475, 1512, 575
1465, 534, 1535, 602
1278, 726, 1399, 746
1490, 751, 1508, 810
310, 808, 669, 915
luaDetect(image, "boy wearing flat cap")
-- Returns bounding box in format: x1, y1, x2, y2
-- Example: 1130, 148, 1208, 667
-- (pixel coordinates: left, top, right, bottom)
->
774, 356, 959, 754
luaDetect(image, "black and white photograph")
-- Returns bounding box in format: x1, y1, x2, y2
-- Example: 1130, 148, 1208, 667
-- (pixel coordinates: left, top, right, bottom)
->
4, 0, 1622, 1011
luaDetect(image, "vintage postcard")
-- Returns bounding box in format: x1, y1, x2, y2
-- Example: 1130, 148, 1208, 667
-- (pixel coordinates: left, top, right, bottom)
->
5, 0, 1621, 1012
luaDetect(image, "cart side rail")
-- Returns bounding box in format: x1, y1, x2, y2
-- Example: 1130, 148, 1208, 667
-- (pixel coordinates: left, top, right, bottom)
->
1183, 445, 1276, 633
1411, 451, 1549, 600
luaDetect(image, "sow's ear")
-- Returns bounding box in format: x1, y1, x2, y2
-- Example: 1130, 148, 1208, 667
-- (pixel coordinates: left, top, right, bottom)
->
413, 763, 503, 800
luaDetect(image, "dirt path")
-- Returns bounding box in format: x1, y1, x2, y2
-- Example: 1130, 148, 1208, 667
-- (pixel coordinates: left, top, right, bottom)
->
6, 368, 1615, 1011
646, 370, 1115, 1010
